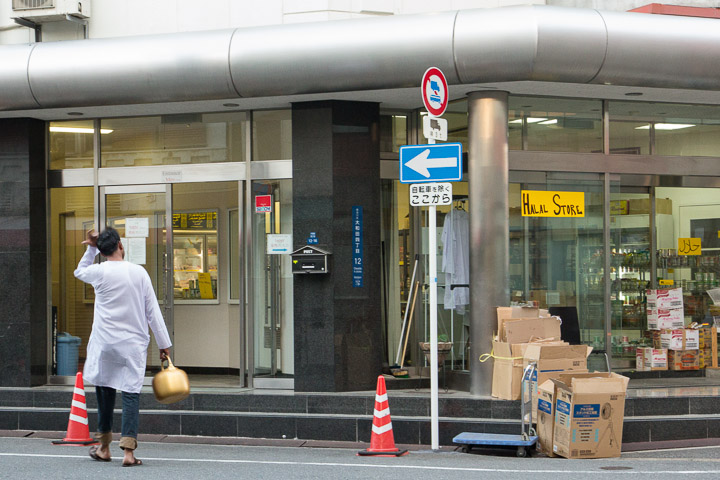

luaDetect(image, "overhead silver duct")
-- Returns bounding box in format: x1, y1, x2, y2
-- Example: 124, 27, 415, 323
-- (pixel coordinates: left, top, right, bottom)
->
1, 5, 720, 111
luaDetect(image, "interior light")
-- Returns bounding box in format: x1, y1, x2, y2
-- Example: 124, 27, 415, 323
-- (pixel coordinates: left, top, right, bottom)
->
509, 117, 548, 124
635, 124, 695, 130
49, 126, 114, 134
538, 119, 558, 125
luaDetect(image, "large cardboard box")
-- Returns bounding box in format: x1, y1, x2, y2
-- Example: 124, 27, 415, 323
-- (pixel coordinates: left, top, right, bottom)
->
503, 316, 562, 344
491, 340, 525, 400
537, 379, 557, 457
497, 306, 541, 340
668, 349, 700, 370
492, 339, 567, 400
524, 344, 592, 419
658, 329, 699, 351
552, 373, 629, 459
646, 288, 683, 310
636, 347, 668, 371
647, 308, 685, 330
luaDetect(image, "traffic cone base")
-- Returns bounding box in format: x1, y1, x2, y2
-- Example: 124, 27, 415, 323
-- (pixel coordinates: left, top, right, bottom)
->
357, 376, 408, 457
52, 372, 98, 446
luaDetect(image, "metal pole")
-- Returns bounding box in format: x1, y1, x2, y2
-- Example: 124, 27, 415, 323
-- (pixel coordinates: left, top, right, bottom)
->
427, 134, 439, 450
467, 91, 509, 396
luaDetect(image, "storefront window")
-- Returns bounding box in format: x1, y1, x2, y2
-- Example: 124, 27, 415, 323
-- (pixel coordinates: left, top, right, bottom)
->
610, 102, 720, 157
380, 114, 407, 153
100, 112, 248, 167
252, 110, 291, 160
49, 121, 95, 169
509, 174, 605, 353
509, 97, 602, 153
50, 187, 95, 375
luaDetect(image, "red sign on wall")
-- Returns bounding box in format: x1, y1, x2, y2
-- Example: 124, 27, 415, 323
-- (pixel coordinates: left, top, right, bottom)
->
255, 195, 272, 213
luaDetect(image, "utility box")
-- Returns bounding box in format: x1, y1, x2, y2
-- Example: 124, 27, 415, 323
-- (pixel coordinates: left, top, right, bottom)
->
291, 246, 330, 274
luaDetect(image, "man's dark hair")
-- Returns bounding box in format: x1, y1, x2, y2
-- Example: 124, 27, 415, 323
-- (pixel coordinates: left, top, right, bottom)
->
97, 227, 121, 257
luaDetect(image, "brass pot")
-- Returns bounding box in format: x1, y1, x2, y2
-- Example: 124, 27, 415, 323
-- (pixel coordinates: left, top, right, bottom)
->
152, 357, 190, 404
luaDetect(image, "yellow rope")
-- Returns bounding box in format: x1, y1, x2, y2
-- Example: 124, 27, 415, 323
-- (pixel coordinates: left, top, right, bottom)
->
478, 347, 523, 363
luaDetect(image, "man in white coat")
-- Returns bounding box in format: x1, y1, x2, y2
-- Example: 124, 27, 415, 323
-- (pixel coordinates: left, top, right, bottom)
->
74, 227, 172, 467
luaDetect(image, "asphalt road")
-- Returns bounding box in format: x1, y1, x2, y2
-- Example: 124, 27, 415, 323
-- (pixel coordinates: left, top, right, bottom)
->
2, 436, 720, 479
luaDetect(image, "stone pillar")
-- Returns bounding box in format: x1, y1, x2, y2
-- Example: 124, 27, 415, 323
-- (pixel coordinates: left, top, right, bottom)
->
0, 119, 47, 387
292, 101, 382, 392
467, 92, 510, 396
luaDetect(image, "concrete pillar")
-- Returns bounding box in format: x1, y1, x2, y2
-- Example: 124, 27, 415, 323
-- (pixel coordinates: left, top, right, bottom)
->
467, 92, 510, 396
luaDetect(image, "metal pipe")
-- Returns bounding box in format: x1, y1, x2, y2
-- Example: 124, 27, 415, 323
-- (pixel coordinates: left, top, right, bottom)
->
467, 91, 509, 396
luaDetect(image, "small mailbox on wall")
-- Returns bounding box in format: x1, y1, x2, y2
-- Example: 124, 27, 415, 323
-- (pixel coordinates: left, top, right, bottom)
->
291, 246, 330, 274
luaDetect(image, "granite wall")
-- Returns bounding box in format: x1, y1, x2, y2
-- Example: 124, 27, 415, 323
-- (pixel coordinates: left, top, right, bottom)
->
292, 101, 382, 392
0, 119, 47, 387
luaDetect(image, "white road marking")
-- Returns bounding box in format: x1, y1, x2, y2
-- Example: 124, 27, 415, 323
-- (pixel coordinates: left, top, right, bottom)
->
1, 452, 720, 474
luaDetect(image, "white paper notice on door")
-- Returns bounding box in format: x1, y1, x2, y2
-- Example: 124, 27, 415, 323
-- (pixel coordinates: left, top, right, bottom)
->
121, 237, 147, 265
125, 217, 149, 238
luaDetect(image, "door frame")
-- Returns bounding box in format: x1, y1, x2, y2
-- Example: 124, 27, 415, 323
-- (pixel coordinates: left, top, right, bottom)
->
100, 184, 174, 382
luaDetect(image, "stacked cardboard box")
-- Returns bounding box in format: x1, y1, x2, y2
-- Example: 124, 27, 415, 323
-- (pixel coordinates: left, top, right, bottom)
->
538, 372, 629, 459
524, 343, 592, 420
646, 288, 684, 330
640, 288, 685, 371
492, 306, 565, 400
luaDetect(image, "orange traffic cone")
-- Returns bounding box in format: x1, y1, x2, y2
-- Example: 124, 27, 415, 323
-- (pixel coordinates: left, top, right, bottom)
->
52, 372, 97, 446
358, 376, 408, 456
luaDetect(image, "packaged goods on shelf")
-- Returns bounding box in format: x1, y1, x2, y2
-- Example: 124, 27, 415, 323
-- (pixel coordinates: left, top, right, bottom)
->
668, 349, 700, 370
550, 373, 630, 459
636, 347, 668, 371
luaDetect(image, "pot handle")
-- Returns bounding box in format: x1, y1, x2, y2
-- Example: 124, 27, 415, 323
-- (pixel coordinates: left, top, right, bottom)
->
160, 357, 175, 371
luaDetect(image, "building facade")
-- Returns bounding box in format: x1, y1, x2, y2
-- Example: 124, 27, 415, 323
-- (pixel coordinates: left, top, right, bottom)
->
2, 0, 720, 395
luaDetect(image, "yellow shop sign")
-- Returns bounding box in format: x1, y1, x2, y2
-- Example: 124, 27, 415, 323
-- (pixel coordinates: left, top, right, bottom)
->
521, 190, 585, 217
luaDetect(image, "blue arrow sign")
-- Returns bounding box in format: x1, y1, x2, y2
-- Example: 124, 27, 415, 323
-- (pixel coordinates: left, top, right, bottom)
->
399, 143, 463, 183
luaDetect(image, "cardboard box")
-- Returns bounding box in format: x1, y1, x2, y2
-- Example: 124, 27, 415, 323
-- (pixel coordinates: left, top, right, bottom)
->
636, 347, 668, 371
646, 288, 683, 310
668, 349, 700, 370
647, 308, 685, 330
659, 329, 699, 351
524, 344, 592, 419
628, 198, 672, 215
537, 379, 557, 457
503, 316, 562, 344
552, 373, 629, 459
491, 339, 567, 400
491, 340, 525, 400
610, 200, 628, 215
497, 306, 540, 339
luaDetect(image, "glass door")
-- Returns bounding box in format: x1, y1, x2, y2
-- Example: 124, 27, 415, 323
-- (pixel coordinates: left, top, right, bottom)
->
100, 185, 173, 375
251, 180, 293, 387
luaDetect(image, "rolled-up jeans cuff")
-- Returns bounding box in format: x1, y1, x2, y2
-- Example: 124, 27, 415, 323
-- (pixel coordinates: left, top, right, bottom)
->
95, 431, 112, 448
119, 436, 137, 451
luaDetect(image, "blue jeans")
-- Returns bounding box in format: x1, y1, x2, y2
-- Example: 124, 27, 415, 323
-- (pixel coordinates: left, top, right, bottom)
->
96, 386, 140, 450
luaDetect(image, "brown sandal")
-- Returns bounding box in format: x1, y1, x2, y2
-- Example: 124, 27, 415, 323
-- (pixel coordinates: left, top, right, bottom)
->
89, 445, 111, 462
122, 458, 143, 467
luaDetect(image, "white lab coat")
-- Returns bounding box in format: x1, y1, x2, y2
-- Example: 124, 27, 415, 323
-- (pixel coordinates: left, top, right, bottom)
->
441, 208, 470, 314
74, 246, 172, 393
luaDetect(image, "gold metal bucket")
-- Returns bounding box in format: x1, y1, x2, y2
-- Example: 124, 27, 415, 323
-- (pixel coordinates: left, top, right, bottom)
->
152, 357, 190, 404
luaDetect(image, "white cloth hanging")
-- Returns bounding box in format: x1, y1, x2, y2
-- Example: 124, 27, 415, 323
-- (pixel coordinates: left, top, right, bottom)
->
441, 207, 470, 314
74, 246, 172, 393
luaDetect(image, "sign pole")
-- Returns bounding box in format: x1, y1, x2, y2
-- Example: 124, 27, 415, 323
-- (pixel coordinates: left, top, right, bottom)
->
427, 133, 439, 451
